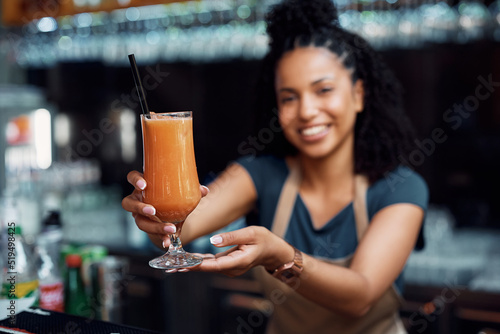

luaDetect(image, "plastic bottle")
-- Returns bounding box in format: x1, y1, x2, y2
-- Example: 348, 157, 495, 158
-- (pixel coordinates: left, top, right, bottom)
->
37, 209, 65, 312
36, 234, 64, 312
64, 254, 89, 317
0, 221, 40, 321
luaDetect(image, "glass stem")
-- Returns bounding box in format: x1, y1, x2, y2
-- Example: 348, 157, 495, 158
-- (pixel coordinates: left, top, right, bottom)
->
168, 222, 185, 256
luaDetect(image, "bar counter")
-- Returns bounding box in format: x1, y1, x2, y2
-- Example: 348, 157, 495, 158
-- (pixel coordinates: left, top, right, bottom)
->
0, 307, 162, 334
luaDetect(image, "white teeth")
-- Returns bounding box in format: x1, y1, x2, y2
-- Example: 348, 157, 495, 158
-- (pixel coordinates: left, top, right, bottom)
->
301, 125, 327, 136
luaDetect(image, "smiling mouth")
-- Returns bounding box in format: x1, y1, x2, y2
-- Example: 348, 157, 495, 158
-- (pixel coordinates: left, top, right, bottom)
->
300, 125, 329, 137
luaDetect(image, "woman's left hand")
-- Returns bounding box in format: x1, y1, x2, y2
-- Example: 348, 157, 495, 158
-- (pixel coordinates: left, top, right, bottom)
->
171, 226, 294, 277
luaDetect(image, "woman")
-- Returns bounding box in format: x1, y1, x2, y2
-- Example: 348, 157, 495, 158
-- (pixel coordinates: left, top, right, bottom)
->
122, 0, 428, 333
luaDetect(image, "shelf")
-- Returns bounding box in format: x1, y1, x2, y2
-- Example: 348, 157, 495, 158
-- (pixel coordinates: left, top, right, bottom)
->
1, 0, 192, 26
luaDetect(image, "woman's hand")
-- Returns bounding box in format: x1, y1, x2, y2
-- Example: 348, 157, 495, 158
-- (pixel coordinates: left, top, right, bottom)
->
121, 170, 210, 249
182, 226, 295, 277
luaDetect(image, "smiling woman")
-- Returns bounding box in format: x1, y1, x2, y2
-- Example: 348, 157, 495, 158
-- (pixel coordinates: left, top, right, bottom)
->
121, 0, 428, 333
254, 2, 418, 185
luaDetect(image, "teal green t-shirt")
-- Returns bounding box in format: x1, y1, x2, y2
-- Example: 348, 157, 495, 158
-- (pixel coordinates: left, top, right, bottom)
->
236, 155, 429, 292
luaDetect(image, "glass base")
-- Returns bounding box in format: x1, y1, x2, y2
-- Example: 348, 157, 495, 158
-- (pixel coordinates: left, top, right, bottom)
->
149, 251, 203, 269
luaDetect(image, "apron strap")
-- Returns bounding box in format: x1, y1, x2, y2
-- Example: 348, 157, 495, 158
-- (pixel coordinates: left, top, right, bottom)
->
271, 160, 301, 237
270, 160, 370, 239
352, 174, 370, 240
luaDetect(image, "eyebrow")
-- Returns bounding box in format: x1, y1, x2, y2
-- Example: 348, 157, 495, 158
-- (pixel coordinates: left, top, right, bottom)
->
312, 76, 334, 85
278, 76, 335, 93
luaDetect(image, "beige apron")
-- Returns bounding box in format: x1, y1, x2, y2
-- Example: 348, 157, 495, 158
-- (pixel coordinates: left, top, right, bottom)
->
254, 163, 408, 334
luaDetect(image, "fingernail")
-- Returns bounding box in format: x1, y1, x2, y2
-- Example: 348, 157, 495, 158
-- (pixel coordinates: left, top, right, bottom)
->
162, 240, 167, 248
136, 180, 146, 190
201, 185, 210, 193
143, 206, 155, 215
210, 235, 222, 245
164, 225, 176, 234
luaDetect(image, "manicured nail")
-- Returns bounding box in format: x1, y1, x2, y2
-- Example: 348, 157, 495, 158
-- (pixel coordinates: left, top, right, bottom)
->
201, 185, 210, 193
143, 206, 155, 216
136, 180, 146, 190
164, 225, 176, 234
162, 240, 167, 248
210, 235, 222, 245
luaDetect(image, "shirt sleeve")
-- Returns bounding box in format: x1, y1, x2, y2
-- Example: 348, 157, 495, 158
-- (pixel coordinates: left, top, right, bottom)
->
367, 166, 429, 220
235, 155, 288, 198
234, 155, 265, 198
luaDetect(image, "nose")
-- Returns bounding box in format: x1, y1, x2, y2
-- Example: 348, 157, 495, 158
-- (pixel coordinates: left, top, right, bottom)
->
298, 94, 319, 121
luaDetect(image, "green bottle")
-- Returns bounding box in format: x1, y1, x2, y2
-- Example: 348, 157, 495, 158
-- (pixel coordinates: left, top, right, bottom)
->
64, 254, 89, 317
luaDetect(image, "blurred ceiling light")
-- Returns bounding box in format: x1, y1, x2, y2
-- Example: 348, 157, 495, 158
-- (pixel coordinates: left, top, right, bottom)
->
54, 113, 71, 147
73, 0, 86, 7
37, 17, 58, 32
58, 36, 73, 50
33, 109, 52, 169
237, 5, 251, 20
75, 13, 93, 28
125, 7, 141, 22
88, 0, 102, 7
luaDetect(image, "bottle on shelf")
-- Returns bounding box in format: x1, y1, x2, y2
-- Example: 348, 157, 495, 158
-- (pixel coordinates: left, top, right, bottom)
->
64, 254, 90, 317
0, 199, 40, 321
36, 233, 64, 312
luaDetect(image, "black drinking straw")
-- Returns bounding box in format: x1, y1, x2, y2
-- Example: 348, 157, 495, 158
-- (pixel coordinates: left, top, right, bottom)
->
128, 54, 150, 115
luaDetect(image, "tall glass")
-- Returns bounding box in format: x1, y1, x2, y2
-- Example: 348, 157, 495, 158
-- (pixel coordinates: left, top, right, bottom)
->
141, 111, 202, 269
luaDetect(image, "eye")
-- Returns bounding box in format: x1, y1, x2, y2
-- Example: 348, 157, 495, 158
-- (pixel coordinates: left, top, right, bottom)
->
280, 95, 296, 104
318, 87, 333, 95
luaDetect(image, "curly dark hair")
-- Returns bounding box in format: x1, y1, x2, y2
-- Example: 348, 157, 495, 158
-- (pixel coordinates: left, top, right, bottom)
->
254, 0, 417, 183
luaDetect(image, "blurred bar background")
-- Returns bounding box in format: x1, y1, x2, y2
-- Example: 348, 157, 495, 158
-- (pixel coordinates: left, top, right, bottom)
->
0, 0, 499, 333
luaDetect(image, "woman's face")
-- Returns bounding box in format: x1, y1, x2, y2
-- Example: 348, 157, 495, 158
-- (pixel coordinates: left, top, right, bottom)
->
275, 47, 364, 160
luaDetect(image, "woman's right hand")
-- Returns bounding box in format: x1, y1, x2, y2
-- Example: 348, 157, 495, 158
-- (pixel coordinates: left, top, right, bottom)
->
121, 170, 209, 249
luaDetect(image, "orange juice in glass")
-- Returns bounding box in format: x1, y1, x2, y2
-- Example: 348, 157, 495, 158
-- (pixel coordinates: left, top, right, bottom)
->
141, 111, 202, 269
